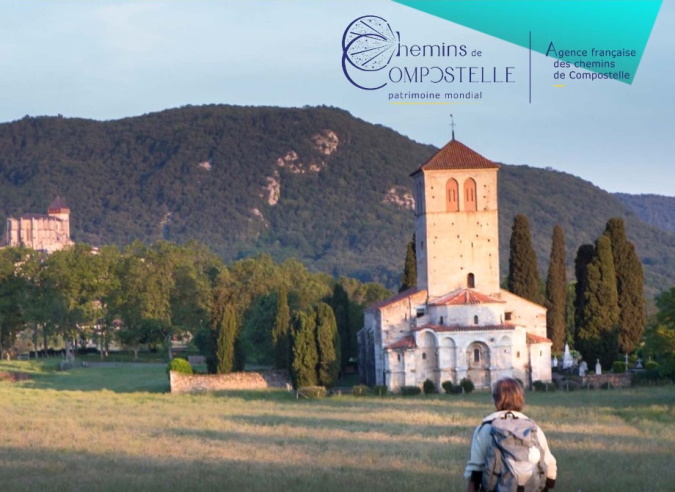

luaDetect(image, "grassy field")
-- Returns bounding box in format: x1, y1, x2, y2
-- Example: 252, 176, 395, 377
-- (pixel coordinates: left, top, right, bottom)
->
1, 360, 673, 492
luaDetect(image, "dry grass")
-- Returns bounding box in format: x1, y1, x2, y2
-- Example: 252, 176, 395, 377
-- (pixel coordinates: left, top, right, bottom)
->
0, 360, 673, 491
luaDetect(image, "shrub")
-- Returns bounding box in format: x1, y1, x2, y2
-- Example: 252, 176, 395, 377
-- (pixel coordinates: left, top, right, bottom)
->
422, 379, 437, 395
167, 357, 193, 377
372, 385, 388, 396
600, 381, 613, 390
297, 386, 327, 399
400, 385, 421, 396
441, 380, 454, 394
459, 378, 475, 394
645, 361, 659, 372
533, 380, 557, 392
613, 361, 627, 373
352, 384, 369, 397
450, 385, 464, 394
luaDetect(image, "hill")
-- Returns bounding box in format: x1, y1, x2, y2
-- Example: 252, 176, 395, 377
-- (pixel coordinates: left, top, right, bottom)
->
0, 105, 673, 297
614, 193, 675, 235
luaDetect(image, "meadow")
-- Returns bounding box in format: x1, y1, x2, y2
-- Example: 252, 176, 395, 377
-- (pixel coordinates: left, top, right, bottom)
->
1, 360, 673, 492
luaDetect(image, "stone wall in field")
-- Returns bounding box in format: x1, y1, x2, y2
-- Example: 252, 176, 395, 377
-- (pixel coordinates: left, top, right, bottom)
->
581, 373, 632, 389
170, 370, 291, 394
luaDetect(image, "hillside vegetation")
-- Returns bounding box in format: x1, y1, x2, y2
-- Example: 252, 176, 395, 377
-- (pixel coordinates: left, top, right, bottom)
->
0, 105, 672, 295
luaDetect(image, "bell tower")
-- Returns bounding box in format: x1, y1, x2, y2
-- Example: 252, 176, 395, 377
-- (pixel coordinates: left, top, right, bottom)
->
411, 137, 501, 298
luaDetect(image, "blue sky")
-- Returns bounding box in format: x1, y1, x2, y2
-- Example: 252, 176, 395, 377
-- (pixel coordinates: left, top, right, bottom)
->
0, 0, 672, 196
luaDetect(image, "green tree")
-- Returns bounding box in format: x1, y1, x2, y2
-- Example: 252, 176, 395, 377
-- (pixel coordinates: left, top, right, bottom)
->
603, 218, 646, 354
216, 305, 239, 374
315, 302, 340, 387
573, 244, 595, 346
291, 310, 318, 388
508, 214, 541, 303
330, 283, 351, 370
645, 288, 675, 376
272, 287, 291, 370
577, 235, 620, 368
545, 225, 567, 352
399, 233, 416, 292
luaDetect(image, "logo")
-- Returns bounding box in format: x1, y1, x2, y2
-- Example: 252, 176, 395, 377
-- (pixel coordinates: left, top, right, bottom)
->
342, 15, 398, 90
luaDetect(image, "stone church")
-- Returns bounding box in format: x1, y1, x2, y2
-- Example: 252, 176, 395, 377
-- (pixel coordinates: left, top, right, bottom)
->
358, 136, 552, 391
3, 197, 73, 254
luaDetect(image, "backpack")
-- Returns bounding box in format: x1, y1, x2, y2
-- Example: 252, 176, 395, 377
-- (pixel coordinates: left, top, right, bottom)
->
481, 412, 547, 492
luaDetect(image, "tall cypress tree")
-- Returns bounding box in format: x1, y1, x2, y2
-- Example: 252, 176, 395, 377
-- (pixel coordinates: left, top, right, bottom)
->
330, 283, 351, 370
399, 233, 417, 292
603, 218, 646, 354
545, 225, 567, 352
291, 310, 318, 388
577, 235, 620, 368
216, 305, 239, 374
315, 302, 340, 387
573, 243, 595, 346
508, 214, 541, 303
271, 287, 290, 370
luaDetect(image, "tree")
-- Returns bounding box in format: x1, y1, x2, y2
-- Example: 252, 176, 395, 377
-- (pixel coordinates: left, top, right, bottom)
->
645, 287, 675, 377
545, 225, 567, 352
399, 233, 416, 292
603, 218, 646, 354
216, 305, 239, 374
577, 235, 620, 368
291, 310, 318, 388
330, 283, 351, 370
272, 287, 290, 370
315, 302, 340, 387
573, 244, 595, 346
508, 214, 541, 303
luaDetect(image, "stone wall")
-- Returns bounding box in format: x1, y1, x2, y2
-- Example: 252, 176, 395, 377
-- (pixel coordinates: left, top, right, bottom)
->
581, 373, 632, 389
170, 370, 290, 394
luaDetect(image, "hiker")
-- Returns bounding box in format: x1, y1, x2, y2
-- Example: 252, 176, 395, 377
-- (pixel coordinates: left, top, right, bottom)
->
464, 377, 557, 492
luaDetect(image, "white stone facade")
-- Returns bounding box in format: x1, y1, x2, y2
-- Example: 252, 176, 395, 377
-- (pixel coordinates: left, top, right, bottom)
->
358, 138, 552, 391
3, 197, 73, 254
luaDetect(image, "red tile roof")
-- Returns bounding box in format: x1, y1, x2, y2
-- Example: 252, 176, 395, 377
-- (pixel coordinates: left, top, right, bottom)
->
411, 139, 500, 176
48, 196, 69, 212
430, 289, 505, 306
366, 287, 427, 312
385, 335, 417, 350
414, 323, 514, 333
526, 333, 552, 344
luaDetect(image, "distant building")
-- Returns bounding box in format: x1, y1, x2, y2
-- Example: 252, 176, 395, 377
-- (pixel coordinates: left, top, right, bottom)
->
3, 197, 73, 253
358, 137, 552, 391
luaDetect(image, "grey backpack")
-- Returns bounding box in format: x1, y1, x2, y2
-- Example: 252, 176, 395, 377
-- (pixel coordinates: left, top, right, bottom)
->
481, 412, 547, 492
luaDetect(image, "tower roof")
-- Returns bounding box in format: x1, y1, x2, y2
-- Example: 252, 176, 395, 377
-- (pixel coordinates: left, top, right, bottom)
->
48, 196, 70, 212
411, 139, 500, 176
429, 289, 505, 306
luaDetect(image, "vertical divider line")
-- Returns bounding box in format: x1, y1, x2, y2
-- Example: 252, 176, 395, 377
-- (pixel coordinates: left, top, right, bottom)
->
529, 31, 532, 104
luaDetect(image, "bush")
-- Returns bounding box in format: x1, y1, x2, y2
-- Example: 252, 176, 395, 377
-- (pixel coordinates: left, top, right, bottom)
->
441, 380, 454, 394
422, 379, 437, 395
532, 380, 556, 392
459, 378, 475, 394
372, 385, 388, 396
645, 361, 659, 372
600, 381, 613, 390
400, 385, 421, 396
297, 386, 327, 399
613, 361, 627, 373
167, 357, 193, 377
450, 385, 464, 394
352, 384, 369, 397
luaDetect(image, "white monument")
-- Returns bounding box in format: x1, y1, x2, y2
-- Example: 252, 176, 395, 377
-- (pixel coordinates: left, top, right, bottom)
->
562, 343, 574, 370
595, 359, 602, 375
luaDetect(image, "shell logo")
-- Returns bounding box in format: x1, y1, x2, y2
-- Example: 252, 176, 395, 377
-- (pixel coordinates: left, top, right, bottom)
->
342, 15, 398, 90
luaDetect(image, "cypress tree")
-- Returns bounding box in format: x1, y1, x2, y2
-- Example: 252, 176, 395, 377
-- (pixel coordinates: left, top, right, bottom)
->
330, 283, 351, 370
291, 310, 318, 388
271, 287, 290, 370
577, 235, 620, 369
399, 233, 416, 292
603, 218, 646, 354
573, 244, 594, 346
508, 214, 541, 303
545, 225, 567, 352
315, 302, 341, 387
216, 305, 239, 374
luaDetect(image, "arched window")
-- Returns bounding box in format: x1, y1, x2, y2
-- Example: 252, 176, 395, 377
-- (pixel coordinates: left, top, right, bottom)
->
446, 178, 459, 212
422, 352, 427, 360
439, 316, 444, 325
474, 315, 479, 325
467, 273, 475, 288
464, 178, 477, 211
474, 348, 480, 363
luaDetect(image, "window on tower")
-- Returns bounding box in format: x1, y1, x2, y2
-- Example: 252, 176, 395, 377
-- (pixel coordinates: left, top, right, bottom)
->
446, 178, 459, 212
464, 178, 477, 211
467, 273, 475, 288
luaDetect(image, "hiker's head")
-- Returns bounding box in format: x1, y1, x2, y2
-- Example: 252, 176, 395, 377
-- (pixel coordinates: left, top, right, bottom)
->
492, 378, 525, 411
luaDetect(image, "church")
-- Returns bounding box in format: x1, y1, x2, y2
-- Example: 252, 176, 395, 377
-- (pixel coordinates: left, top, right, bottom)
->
2, 197, 73, 254
358, 134, 552, 391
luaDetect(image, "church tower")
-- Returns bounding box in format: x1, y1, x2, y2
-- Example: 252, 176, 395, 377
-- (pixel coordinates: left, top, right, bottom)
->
47, 196, 71, 239
411, 136, 501, 298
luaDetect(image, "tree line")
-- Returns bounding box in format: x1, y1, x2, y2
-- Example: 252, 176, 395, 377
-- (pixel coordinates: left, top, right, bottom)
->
0, 240, 391, 386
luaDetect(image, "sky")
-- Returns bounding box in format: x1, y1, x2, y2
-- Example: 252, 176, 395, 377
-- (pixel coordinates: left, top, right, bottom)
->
0, 0, 672, 196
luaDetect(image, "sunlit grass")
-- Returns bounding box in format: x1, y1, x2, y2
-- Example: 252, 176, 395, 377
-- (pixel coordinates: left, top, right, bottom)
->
0, 361, 673, 491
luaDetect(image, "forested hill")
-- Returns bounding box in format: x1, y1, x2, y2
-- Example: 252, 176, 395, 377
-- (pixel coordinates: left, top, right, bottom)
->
0, 105, 673, 296
614, 193, 675, 235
